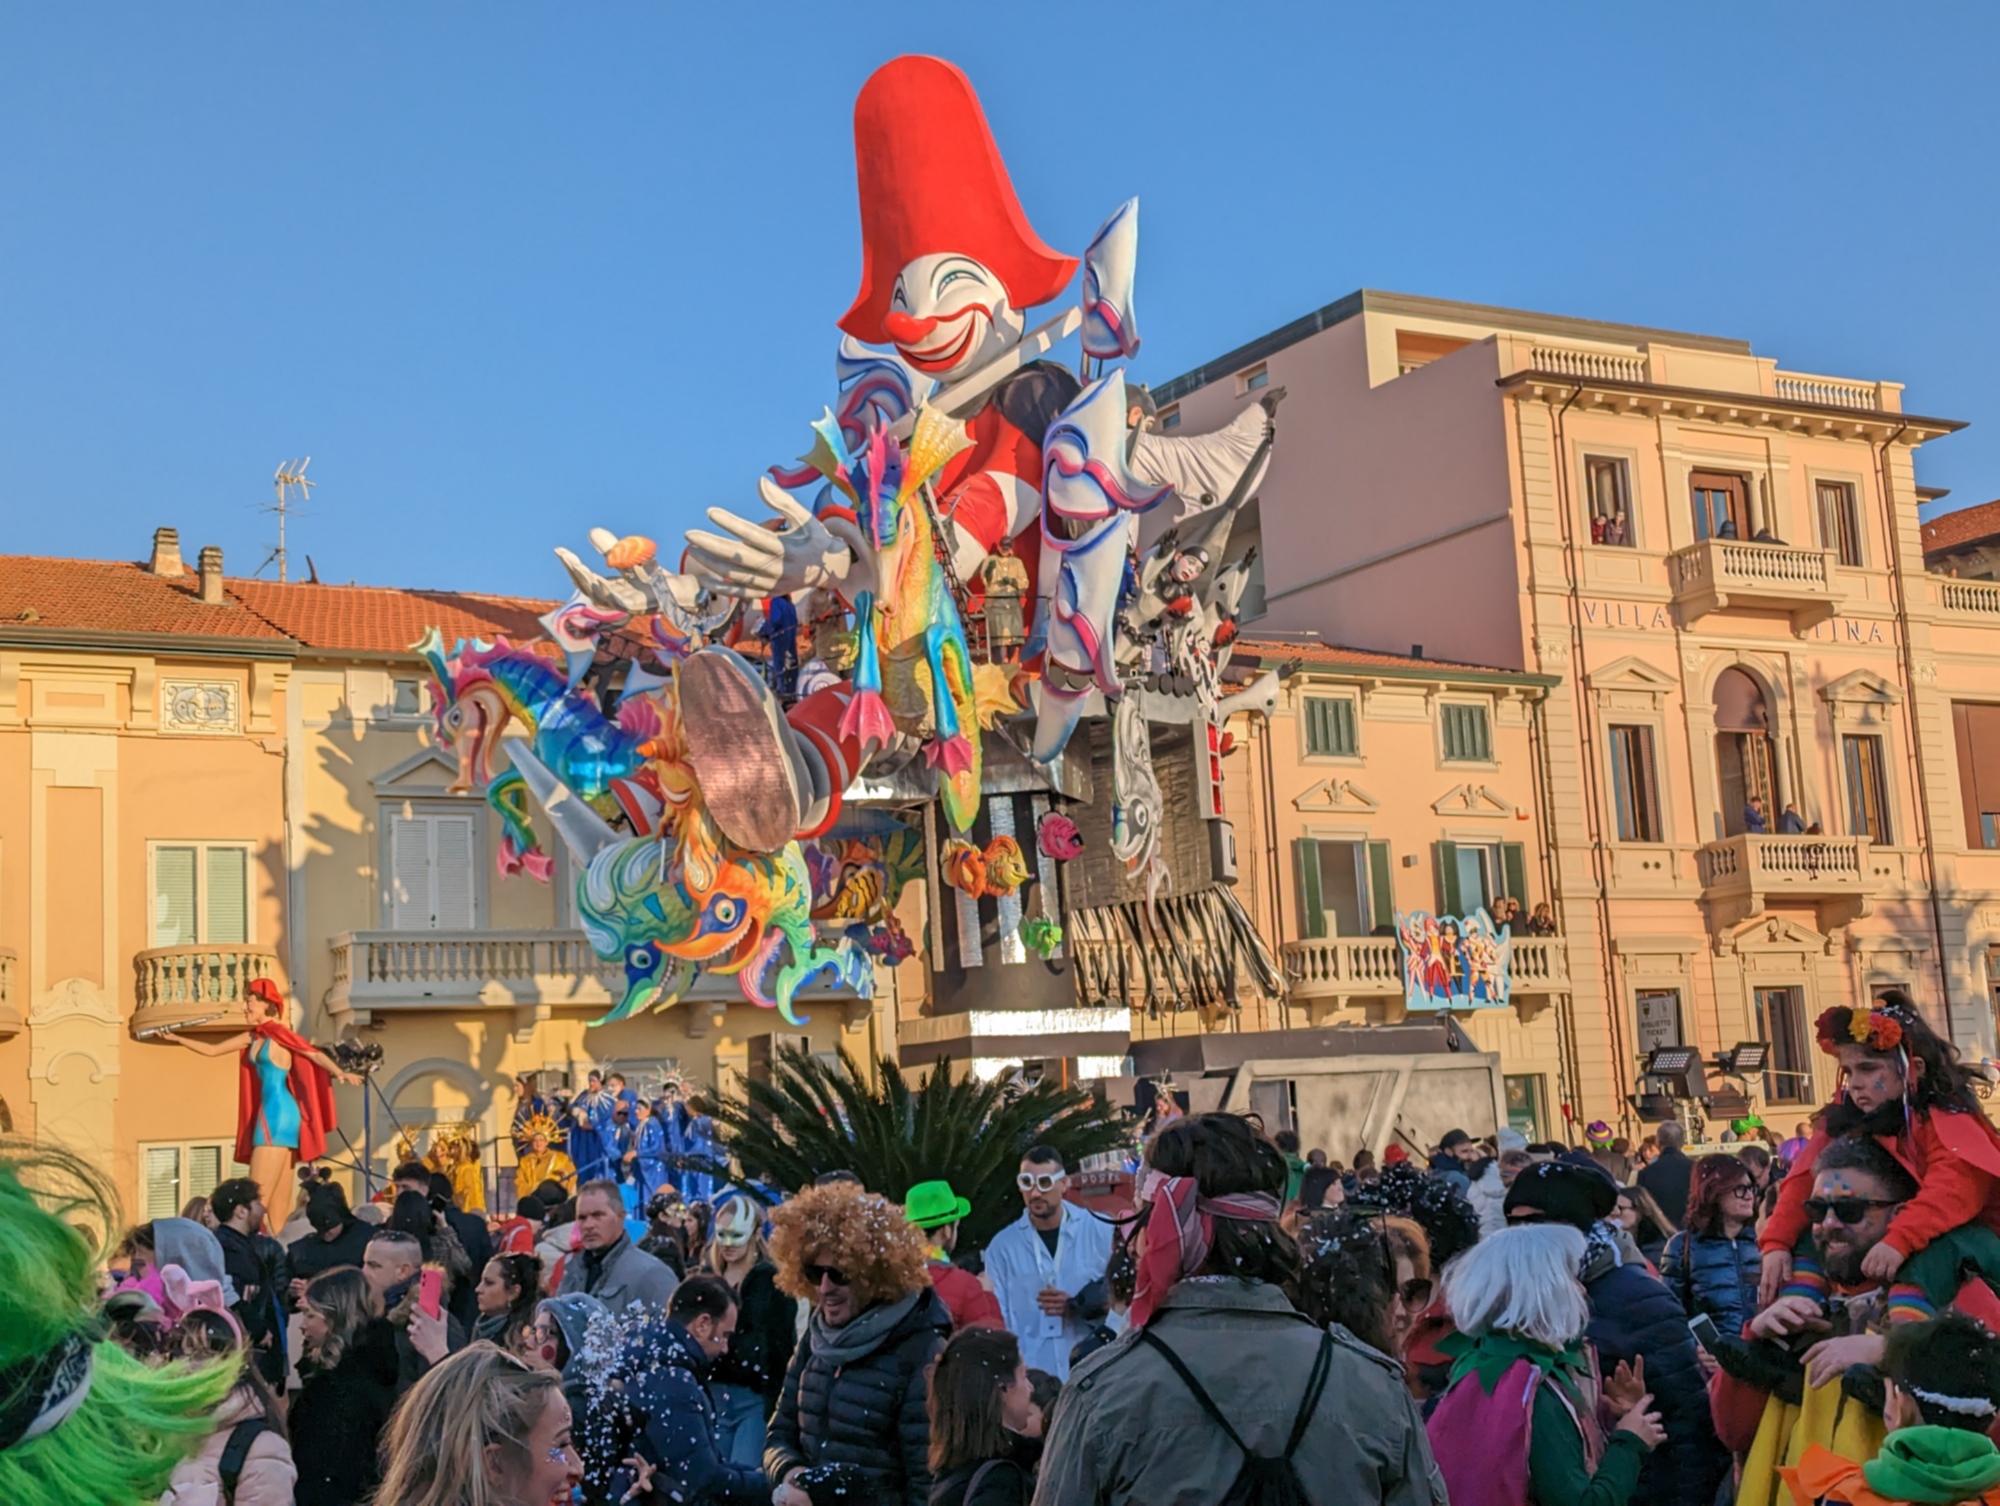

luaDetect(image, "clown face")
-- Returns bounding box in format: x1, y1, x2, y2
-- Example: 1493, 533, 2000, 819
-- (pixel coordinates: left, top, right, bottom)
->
882, 253, 1024, 382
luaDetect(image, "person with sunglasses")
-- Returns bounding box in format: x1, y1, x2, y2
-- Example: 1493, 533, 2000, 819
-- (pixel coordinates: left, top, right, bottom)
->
1712, 1135, 2000, 1506
980, 1148, 1113, 1381
1661, 1155, 1763, 1339
763, 1182, 950, 1506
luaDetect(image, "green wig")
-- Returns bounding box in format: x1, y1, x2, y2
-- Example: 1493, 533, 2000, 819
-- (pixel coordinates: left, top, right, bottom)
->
0, 1139, 239, 1506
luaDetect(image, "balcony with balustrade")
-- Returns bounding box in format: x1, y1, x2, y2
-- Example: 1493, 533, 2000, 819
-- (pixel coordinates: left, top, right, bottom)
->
0, 946, 18, 1040
327, 928, 870, 1040
1668, 539, 1844, 630
1696, 833, 1888, 930
1281, 934, 1569, 1024
130, 943, 280, 1039
1934, 575, 2000, 620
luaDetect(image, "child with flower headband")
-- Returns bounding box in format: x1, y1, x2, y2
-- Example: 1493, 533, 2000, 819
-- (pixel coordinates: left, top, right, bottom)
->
1758, 992, 2000, 1309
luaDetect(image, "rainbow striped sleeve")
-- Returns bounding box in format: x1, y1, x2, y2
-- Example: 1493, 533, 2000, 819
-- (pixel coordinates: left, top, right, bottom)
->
1783, 1248, 1830, 1304
1887, 1282, 1938, 1324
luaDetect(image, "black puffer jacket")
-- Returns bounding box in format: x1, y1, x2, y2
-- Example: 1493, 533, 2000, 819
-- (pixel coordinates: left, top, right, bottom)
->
1584, 1251, 1729, 1506
292, 1317, 400, 1506
764, 1290, 950, 1506
708, 1261, 798, 1408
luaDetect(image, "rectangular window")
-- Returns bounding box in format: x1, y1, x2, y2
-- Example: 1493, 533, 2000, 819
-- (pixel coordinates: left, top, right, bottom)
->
1303, 696, 1358, 757
1433, 840, 1520, 915
387, 811, 478, 930
1608, 725, 1662, 842
1690, 470, 1748, 542
1441, 703, 1491, 762
1953, 703, 2000, 849
1158, 405, 1182, 431
151, 843, 252, 947
392, 678, 425, 716
1296, 838, 1394, 939
1817, 480, 1863, 567
1843, 734, 1893, 844
1756, 986, 1813, 1103
1504, 1074, 1544, 1138
1586, 456, 1634, 547
1239, 363, 1269, 393
139, 1140, 245, 1222
1396, 330, 1473, 375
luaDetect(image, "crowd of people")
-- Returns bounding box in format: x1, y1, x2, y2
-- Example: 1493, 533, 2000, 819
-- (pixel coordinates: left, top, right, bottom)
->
17, 990, 2000, 1505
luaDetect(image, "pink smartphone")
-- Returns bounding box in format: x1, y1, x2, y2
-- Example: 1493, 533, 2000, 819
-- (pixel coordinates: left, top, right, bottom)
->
419, 1269, 444, 1320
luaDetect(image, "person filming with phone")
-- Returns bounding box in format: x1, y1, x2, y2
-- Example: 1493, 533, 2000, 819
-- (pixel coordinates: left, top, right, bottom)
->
1710, 1136, 2000, 1506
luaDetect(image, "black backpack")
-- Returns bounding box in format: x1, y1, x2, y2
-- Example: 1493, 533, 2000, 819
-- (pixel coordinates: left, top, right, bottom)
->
1139, 1326, 1333, 1506
218, 1416, 271, 1503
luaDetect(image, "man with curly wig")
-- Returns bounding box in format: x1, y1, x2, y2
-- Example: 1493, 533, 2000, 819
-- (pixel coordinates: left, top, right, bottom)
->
763, 1182, 950, 1506
0, 1142, 241, 1506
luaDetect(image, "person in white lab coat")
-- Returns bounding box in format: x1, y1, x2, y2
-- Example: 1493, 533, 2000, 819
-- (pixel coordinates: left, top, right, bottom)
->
978, 1147, 1114, 1379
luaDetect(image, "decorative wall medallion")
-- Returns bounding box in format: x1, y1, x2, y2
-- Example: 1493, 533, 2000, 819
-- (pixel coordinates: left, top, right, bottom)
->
161, 679, 239, 734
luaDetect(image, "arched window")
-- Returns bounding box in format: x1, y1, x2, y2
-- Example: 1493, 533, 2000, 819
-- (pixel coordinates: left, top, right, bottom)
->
1714, 668, 1778, 836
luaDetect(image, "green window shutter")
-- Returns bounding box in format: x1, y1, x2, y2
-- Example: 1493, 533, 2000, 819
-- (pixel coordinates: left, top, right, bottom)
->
1435, 840, 1461, 915
206, 847, 248, 944
1367, 841, 1394, 933
1502, 843, 1528, 911
1304, 697, 1357, 756
1296, 839, 1326, 938
154, 846, 198, 947
1332, 699, 1356, 755
143, 1146, 182, 1221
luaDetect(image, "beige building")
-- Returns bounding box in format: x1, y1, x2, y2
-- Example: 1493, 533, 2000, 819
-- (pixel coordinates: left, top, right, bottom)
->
0, 529, 879, 1213
1159, 289, 2000, 1132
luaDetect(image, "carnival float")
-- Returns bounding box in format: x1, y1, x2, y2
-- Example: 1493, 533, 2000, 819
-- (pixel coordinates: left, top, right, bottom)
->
418, 54, 1287, 1041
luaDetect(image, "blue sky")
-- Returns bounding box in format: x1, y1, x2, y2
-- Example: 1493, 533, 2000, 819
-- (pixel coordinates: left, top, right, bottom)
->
3, 4, 1996, 597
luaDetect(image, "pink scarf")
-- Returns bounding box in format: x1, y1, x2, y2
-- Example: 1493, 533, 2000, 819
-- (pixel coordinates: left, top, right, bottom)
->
1128, 1175, 1282, 1327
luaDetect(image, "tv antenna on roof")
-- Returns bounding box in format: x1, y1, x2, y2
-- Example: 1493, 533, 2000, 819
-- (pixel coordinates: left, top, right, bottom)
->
259, 458, 314, 582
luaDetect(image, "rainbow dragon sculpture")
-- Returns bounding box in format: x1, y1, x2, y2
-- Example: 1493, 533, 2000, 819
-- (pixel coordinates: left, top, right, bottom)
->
820, 402, 989, 832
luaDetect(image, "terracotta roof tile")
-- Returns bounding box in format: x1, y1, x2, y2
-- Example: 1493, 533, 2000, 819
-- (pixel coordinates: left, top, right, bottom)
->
228, 579, 553, 656
1921, 499, 2000, 558
1236, 636, 1526, 677
0, 556, 292, 640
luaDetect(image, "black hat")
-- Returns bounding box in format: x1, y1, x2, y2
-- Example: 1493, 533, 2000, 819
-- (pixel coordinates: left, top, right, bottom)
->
1503, 1160, 1618, 1232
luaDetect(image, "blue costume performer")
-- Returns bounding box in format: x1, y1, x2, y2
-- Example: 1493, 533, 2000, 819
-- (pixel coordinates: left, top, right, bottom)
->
631, 1102, 670, 1205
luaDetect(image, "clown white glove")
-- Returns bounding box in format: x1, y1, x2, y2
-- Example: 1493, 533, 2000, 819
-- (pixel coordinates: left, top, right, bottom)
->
685, 477, 874, 600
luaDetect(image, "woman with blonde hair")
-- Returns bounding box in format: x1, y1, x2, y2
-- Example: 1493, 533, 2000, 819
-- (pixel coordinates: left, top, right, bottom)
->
1426, 1225, 1665, 1506
373, 1342, 582, 1506
705, 1189, 797, 1467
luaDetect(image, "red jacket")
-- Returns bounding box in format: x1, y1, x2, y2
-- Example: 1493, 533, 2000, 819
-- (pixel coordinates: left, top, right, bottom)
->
1761, 1104, 2000, 1260
929, 1260, 1003, 1334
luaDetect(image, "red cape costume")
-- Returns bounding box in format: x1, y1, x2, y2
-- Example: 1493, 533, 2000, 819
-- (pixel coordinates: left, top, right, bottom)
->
235, 1018, 339, 1165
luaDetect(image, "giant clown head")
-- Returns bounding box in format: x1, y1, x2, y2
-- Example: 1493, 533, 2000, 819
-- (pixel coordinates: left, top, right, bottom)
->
839, 56, 1077, 385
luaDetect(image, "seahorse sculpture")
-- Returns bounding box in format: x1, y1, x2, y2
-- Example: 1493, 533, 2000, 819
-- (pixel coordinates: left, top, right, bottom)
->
822, 405, 987, 832
419, 628, 654, 879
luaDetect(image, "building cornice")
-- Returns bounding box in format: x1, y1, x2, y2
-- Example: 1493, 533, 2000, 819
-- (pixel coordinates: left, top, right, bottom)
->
1243, 649, 1560, 692
0, 626, 300, 660
1497, 369, 1965, 444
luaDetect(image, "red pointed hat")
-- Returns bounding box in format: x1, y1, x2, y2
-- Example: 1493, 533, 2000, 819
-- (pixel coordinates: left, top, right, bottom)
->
839, 55, 1078, 345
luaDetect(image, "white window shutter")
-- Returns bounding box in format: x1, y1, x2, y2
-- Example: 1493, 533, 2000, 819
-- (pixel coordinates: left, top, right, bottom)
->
187, 1144, 225, 1202
434, 815, 476, 929
143, 1146, 182, 1220
390, 815, 435, 931
206, 848, 248, 944
154, 847, 198, 946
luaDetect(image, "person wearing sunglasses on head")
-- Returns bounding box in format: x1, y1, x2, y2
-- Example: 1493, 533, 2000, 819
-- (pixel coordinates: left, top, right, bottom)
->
763, 1182, 950, 1506
1711, 1135, 2000, 1506
980, 1148, 1114, 1382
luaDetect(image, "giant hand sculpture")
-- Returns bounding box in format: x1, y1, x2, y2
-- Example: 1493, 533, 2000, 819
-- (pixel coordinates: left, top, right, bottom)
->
684, 476, 876, 601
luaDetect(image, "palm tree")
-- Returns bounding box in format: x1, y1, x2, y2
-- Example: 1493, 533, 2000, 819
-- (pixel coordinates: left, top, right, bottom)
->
696, 1045, 1132, 1251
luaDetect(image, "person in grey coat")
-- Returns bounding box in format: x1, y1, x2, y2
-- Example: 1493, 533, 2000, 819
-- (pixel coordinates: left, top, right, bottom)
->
559, 1178, 680, 1316
1034, 1113, 1445, 1506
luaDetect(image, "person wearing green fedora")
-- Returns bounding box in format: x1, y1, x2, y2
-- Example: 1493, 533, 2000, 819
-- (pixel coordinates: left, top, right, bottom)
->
906, 1180, 1002, 1335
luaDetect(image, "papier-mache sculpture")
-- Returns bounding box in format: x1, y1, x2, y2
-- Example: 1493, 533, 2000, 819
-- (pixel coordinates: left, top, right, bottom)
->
419, 54, 1282, 1024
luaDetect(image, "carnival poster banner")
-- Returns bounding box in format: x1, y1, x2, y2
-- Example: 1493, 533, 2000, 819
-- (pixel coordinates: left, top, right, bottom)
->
1396, 907, 1512, 1011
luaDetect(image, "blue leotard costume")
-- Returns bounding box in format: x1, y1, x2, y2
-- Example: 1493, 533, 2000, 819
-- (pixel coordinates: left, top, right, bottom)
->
249, 1035, 302, 1150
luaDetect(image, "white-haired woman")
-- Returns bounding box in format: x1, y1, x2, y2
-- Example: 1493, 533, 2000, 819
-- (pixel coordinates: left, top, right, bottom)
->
1424, 1225, 1665, 1506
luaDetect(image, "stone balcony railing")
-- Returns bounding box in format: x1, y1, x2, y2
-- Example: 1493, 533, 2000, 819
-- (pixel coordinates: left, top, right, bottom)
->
328, 928, 868, 1039
1669, 538, 1843, 630
1282, 934, 1569, 1010
1529, 345, 1647, 384
0, 946, 18, 1040
1772, 371, 1882, 411
1936, 576, 2000, 618
130, 943, 280, 1038
1696, 833, 1881, 929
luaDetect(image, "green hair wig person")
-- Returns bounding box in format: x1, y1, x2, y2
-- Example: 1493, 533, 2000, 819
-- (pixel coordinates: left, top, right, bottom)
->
0, 1139, 238, 1506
